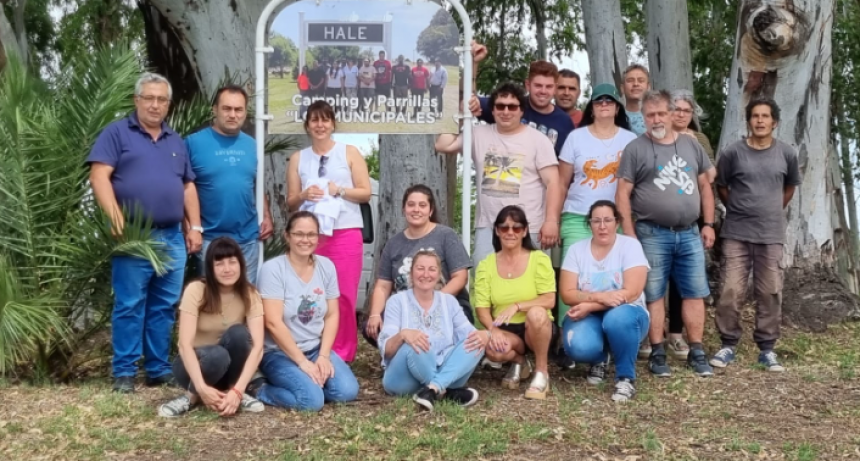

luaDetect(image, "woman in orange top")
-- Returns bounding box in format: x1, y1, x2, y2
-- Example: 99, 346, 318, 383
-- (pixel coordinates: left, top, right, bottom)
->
297, 65, 310, 118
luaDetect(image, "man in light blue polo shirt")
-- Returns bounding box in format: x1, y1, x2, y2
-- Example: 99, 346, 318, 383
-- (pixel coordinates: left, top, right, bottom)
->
186, 84, 274, 284
88, 73, 201, 394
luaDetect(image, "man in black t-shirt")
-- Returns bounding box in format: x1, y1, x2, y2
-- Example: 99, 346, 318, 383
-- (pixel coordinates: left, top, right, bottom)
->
307, 61, 326, 98
391, 55, 412, 115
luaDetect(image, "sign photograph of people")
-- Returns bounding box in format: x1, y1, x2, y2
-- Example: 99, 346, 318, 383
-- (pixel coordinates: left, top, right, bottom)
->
268, 0, 460, 134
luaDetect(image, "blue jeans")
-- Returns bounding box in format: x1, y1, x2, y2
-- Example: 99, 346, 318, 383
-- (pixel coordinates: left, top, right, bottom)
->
111, 226, 186, 378
562, 304, 649, 381
382, 339, 483, 396
257, 348, 359, 412
198, 238, 260, 286
635, 221, 710, 303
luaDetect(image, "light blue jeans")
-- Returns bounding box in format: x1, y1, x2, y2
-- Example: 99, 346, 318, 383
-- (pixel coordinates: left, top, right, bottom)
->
382, 339, 483, 395
199, 238, 260, 286
562, 304, 650, 381
111, 226, 186, 378
257, 348, 359, 412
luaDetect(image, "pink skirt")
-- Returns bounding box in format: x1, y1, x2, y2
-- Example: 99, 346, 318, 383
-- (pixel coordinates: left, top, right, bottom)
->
316, 228, 363, 362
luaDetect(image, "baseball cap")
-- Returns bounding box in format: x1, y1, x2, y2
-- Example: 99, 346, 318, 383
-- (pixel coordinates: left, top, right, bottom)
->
591, 83, 622, 104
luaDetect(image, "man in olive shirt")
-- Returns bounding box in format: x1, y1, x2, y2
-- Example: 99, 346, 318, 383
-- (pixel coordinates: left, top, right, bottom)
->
710, 99, 802, 373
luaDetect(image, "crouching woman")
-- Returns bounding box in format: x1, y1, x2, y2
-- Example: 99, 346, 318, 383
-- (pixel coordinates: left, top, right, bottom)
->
378, 250, 489, 411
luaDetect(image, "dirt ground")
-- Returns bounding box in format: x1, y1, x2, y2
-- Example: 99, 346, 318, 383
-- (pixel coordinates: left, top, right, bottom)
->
2, 310, 860, 461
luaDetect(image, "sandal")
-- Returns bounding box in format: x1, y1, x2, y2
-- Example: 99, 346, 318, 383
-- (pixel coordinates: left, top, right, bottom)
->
524, 371, 549, 400
668, 337, 690, 360
501, 359, 532, 389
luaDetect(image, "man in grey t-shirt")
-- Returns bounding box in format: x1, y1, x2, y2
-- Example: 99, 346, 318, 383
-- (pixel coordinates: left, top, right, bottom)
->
616, 90, 716, 378
710, 98, 802, 373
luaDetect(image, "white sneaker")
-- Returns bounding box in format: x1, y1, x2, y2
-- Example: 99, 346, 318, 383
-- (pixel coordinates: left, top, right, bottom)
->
611, 379, 636, 402
240, 393, 265, 412
481, 358, 503, 369
158, 395, 193, 418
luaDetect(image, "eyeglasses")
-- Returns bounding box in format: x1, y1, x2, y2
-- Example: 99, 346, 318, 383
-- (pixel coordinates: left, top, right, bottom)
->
594, 97, 615, 106
493, 103, 521, 112
137, 95, 170, 106
588, 217, 617, 226
318, 155, 329, 177
673, 108, 694, 115
290, 232, 320, 240
496, 223, 526, 233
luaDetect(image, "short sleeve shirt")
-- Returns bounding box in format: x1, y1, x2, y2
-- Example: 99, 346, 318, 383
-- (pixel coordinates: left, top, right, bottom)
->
559, 126, 638, 215
178, 281, 263, 348
473, 251, 556, 324
617, 134, 712, 227
86, 113, 194, 227
478, 98, 575, 156
259, 255, 340, 352
627, 110, 646, 135
716, 139, 803, 244
561, 235, 650, 314
470, 124, 559, 233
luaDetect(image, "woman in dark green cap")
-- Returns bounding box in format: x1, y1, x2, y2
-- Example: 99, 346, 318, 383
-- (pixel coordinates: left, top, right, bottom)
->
555, 83, 637, 381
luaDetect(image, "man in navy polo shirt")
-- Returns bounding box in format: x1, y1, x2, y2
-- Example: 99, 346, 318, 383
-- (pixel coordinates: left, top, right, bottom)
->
88, 73, 201, 394
186, 84, 274, 284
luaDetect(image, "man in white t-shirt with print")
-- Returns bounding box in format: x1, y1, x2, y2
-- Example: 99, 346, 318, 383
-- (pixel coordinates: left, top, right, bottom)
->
435, 82, 562, 265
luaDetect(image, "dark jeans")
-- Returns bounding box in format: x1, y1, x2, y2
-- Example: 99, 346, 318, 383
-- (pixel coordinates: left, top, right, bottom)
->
173, 324, 252, 393
668, 283, 683, 335
361, 298, 474, 349
429, 85, 443, 113
412, 88, 426, 116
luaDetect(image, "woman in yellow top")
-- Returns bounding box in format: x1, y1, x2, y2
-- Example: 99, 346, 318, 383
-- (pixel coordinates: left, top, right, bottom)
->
158, 237, 266, 417
474, 206, 556, 400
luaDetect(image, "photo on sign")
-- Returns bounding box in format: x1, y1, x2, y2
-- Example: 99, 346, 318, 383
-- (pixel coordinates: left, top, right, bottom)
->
267, 0, 460, 135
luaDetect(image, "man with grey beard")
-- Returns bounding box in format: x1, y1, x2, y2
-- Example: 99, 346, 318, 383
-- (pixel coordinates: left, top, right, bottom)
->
615, 90, 716, 379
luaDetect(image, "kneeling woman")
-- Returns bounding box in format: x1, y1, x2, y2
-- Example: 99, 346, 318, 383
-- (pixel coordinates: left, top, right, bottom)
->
559, 200, 650, 402
254, 211, 359, 411
378, 250, 489, 411
474, 206, 556, 400
159, 237, 265, 418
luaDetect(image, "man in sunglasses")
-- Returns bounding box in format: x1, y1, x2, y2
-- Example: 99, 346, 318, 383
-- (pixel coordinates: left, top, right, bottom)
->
466, 42, 575, 157
435, 83, 562, 265
615, 90, 717, 379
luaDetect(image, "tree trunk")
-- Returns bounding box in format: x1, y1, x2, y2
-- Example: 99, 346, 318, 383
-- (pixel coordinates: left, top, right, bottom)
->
581, 0, 628, 89
645, 0, 694, 92
718, 0, 859, 330
836, 100, 860, 288
529, 0, 548, 60
0, 0, 27, 70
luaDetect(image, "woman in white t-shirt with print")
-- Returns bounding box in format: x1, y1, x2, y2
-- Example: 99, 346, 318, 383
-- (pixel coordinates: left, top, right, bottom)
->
557, 83, 637, 327
559, 200, 649, 402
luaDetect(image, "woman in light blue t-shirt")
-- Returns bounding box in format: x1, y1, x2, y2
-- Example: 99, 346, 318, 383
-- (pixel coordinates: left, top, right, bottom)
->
251, 211, 359, 412
558, 200, 650, 402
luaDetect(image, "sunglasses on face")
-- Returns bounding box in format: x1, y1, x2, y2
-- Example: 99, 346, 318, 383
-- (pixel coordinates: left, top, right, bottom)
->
496, 223, 525, 233
494, 103, 521, 112
594, 97, 615, 106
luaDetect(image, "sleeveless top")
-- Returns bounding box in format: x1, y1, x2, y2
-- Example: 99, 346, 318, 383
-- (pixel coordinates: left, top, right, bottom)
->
327, 70, 342, 89
297, 142, 364, 230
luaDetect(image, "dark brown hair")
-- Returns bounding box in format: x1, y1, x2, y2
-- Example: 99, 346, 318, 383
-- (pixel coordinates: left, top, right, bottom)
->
491, 205, 537, 252
303, 100, 336, 133
585, 200, 623, 227
284, 210, 321, 253
200, 237, 255, 315
402, 184, 439, 224
528, 60, 559, 80
212, 84, 248, 107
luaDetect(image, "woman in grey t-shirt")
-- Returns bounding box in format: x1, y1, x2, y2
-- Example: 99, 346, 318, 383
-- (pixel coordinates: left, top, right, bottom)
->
363, 185, 473, 347
252, 211, 359, 411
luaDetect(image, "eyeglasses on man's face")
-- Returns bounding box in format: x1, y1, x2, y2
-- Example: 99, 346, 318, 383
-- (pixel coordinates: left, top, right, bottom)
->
137, 95, 170, 106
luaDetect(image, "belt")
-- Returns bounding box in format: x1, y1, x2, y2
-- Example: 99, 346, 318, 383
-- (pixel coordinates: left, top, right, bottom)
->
639, 220, 695, 232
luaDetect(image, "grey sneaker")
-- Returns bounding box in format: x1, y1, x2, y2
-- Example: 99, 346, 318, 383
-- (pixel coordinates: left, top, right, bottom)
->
687, 349, 714, 377
586, 362, 607, 385
240, 393, 265, 412
709, 347, 736, 368
758, 351, 786, 372
648, 350, 672, 377
158, 395, 193, 418
611, 379, 636, 402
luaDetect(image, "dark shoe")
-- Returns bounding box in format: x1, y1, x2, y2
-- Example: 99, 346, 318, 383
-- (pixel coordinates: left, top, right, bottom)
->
246, 376, 267, 398
687, 349, 714, 377
412, 386, 439, 411
444, 388, 479, 407
145, 373, 177, 387
648, 350, 672, 378
113, 376, 135, 394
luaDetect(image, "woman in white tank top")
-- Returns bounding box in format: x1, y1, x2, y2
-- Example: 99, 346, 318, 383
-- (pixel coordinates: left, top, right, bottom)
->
286, 100, 372, 362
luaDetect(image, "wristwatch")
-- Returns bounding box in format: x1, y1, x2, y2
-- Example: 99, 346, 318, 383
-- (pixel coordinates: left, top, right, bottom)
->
337, 186, 346, 198
191, 225, 204, 233
703, 222, 715, 228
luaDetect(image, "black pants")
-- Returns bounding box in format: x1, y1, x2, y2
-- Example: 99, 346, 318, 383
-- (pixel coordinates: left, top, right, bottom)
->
361, 299, 474, 349
429, 85, 443, 114
173, 324, 252, 393
412, 88, 426, 116
668, 283, 683, 335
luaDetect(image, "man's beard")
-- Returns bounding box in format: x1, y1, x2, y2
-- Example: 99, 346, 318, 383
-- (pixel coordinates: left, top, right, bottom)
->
650, 126, 667, 140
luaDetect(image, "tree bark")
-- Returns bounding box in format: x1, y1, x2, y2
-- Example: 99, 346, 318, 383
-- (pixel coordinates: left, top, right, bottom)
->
0, 0, 27, 69
528, 0, 548, 60
836, 99, 860, 288
718, 0, 859, 330
645, 0, 694, 92
581, 0, 628, 89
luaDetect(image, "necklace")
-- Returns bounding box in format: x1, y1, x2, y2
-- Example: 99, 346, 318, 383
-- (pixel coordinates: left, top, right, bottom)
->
592, 125, 619, 149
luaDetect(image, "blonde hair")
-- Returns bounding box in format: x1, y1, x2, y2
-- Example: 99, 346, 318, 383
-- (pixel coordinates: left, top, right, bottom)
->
408, 250, 446, 290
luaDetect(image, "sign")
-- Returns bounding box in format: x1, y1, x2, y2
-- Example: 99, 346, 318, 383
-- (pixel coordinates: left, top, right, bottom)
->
267, 0, 460, 135
307, 23, 384, 43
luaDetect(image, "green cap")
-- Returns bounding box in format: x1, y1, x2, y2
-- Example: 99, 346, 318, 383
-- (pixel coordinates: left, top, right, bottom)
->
591, 83, 622, 104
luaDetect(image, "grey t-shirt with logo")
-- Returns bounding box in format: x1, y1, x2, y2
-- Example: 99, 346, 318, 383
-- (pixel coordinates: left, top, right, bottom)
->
259, 255, 340, 352
618, 134, 712, 228
716, 139, 802, 245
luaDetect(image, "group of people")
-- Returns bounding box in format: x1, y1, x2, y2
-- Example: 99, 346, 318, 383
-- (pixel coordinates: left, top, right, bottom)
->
89, 37, 801, 417
297, 50, 448, 116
